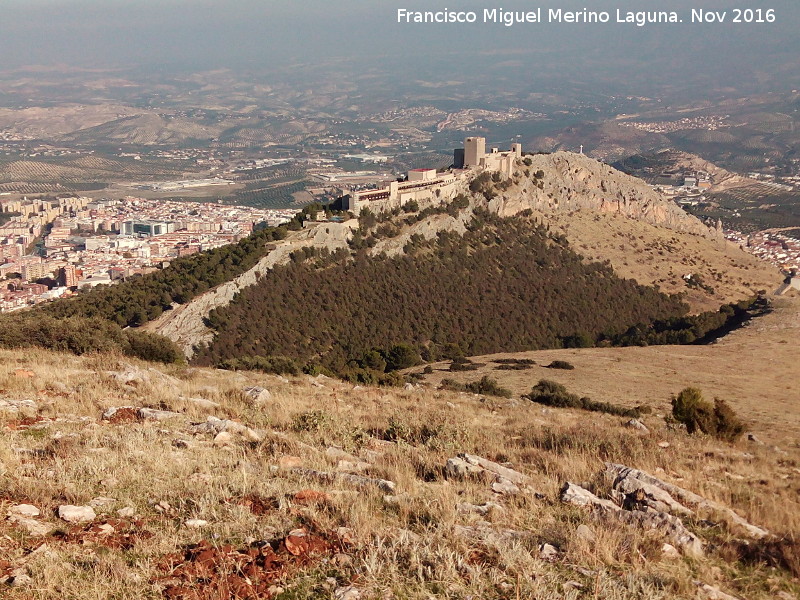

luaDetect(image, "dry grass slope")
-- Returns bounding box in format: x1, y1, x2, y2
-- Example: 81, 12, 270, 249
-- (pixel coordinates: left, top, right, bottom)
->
419, 296, 800, 445
0, 328, 798, 599
540, 211, 783, 313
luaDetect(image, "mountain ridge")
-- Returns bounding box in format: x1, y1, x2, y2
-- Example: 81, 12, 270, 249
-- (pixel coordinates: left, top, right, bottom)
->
144, 152, 781, 353
489, 151, 716, 237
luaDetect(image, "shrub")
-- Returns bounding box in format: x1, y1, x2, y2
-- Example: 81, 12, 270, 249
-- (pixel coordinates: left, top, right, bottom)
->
467, 375, 511, 398
546, 360, 575, 370
670, 387, 745, 441
124, 330, 185, 364
562, 332, 594, 348
361, 350, 387, 373
383, 416, 413, 443
495, 363, 532, 371
0, 314, 124, 355
377, 370, 406, 387
526, 379, 640, 418
493, 358, 535, 365
217, 355, 301, 375
439, 343, 464, 360
493, 358, 535, 371
449, 359, 480, 372
302, 363, 335, 377
381, 415, 465, 450
384, 344, 421, 371
526, 379, 580, 408
713, 398, 746, 442
292, 410, 330, 432
0, 313, 182, 364
403, 200, 419, 213
671, 387, 713, 434
723, 535, 800, 578
442, 375, 511, 398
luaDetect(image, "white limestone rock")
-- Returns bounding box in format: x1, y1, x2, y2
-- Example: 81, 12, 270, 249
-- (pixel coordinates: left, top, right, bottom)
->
8, 504, 40, 518
243, 386, 271, 403
58, 505, 96, 523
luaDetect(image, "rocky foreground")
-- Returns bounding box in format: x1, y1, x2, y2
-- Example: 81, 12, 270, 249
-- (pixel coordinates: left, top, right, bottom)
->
0, 349, 798, 599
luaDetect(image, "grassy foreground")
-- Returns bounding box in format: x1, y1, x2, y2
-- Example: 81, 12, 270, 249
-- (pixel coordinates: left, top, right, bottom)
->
0, 344, 798, 600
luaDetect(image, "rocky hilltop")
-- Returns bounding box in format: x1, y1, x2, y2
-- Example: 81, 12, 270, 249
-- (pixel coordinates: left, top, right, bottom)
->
489, 151, 717, 237
475, 152, 781, 311
145, 151, 781, 355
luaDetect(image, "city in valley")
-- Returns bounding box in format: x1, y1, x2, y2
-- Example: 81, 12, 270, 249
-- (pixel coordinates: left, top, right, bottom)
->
0, 3, 799, 600
0, 194, 295, 311
1, 131, 798, 313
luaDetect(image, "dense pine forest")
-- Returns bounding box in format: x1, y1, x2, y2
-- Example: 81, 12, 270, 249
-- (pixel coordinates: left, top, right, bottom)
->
0, 199, 764, 373
37, 203, 333, 328
192, 213, 690, 378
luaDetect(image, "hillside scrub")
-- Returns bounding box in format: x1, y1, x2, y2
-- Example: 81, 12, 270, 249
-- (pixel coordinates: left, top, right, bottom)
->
449, 357, 482, 372
216, 355, 303, 376
492, 357, 535, 371
349, 196, 471, 250
0, 313, 183, 363
195, 214, 688, 376
546, 360, 575, 370
525, 379, 642, 418
441, 375, 512, 398
605, 296, 770, 347
671, 387, 746, 442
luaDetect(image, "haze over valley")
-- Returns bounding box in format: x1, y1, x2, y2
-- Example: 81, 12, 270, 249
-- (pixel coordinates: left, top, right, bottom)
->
0, 2, 799, 600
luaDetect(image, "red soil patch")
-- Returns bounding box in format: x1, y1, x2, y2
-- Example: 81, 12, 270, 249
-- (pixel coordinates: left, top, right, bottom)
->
156, 528, 345, 599
4, 416, 46, 431
0, 557, 12, 579
232, 494, 280, 516
52, 518, 153, 550
292, 489, 331, 506
105, 407, 140, 424
0, 493, 42, 507
465, 546, 502, 567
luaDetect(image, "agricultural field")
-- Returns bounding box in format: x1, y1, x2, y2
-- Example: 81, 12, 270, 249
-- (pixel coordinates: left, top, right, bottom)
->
697, 186, 800, 233
0, 155, 191, 192
387, 152, 453, 173
231, 181, 310, 208
227, 165, 313, 208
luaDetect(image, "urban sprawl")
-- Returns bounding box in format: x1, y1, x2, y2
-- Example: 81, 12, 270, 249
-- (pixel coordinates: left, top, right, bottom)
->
1, 136, 797, 312
0, 196, 295, 312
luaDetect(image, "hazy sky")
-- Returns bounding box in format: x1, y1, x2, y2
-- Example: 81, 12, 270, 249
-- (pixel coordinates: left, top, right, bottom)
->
1, 0, 798, 81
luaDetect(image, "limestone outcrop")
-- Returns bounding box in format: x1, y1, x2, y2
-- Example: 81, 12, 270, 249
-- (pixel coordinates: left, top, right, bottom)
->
488, 151, 716, 238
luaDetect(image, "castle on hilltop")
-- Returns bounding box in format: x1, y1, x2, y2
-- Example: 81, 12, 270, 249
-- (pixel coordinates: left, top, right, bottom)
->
342, 137, 520, 215
454, 136, 522, 176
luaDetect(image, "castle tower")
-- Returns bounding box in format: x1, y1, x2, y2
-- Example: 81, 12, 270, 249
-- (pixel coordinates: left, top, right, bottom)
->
464, 137, 486, 168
